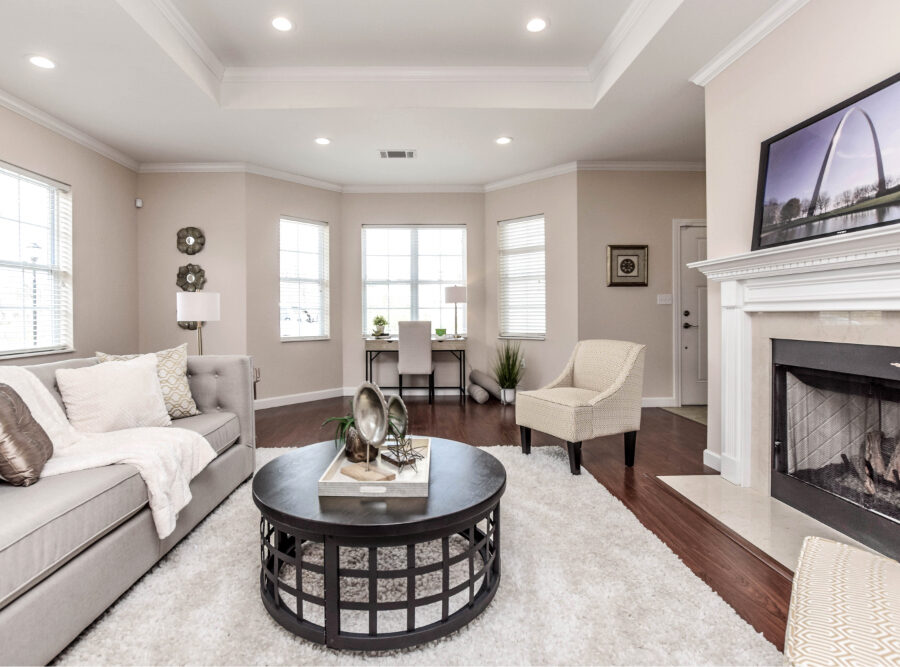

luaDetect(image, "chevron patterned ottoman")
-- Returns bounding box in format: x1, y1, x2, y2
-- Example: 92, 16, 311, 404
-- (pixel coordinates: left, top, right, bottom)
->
785, 537, 900, 666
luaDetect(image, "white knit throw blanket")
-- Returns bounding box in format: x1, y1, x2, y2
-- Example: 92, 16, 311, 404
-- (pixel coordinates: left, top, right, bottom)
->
0, 366, 216, 539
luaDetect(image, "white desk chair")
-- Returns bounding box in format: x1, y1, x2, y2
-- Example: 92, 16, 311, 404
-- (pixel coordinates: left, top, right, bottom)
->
398, 321, 435, 403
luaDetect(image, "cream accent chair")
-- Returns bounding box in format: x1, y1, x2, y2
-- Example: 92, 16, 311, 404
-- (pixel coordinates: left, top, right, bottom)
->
515, 339, 645, 474
398, 321, 435, 403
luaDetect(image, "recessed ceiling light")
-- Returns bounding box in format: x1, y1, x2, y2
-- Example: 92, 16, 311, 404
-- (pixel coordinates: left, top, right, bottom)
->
495, 136, 513, 145
29, 55, 55, 69
315, 137, 331, 145
526, 17, 548, 32
271, 16, 293, 31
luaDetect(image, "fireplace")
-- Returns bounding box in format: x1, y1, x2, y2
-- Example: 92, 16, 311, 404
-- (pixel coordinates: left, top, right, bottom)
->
772, 339, 900, 559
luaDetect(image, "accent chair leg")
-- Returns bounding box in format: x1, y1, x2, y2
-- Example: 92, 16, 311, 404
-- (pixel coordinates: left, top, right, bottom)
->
429, 372, 434, 404
624, 431, 637, 467
567, 441, 582, 475
398, 375, 403, 397
519, 426, 532, 454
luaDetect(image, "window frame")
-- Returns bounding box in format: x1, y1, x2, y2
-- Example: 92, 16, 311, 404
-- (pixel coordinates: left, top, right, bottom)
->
279, 216, 330, 342
0, 160, 74, 359
360, 224, 467, 336
497, 214, 547, 340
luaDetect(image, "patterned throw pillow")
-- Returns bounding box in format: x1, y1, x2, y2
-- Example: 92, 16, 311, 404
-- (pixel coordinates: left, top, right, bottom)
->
96, 344, 200, 419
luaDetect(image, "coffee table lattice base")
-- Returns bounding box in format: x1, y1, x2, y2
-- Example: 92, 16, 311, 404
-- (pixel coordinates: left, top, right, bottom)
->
259, 506, 501, 650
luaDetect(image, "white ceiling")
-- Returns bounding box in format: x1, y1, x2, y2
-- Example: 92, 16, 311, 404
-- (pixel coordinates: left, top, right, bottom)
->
0, 0, 784, 187
174, 0, 628, 67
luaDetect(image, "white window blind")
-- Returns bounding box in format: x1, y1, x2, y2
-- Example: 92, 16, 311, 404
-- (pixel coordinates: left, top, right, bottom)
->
0, 162, 73, 357
498, 215, 546, 339
361, 226, 466, 335
280, 217, 330, 340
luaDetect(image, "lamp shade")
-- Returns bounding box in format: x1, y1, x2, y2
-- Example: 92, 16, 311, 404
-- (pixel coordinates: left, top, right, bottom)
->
176, 292, 220, 322
444, 285, 467, 304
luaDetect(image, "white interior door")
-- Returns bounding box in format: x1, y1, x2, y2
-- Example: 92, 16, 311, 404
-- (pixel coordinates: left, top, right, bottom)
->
679, 225, 707, 405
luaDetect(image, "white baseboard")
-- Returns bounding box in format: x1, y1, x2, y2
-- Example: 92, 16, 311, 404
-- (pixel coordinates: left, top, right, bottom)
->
254, 387, 344, 410
641, 396, 678, 408
703, 448, 722, 471
340, 386, 465, 397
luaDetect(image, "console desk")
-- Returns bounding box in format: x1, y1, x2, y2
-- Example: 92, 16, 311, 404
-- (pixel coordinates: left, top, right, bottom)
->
364, 337, 466, 397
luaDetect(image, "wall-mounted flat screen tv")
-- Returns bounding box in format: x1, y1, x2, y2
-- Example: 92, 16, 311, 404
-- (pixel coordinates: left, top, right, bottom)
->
752, 72, 900, 250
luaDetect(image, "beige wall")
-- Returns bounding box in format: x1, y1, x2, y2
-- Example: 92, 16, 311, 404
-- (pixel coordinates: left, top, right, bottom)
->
0, 106, 138, 365
703, 0, 900, 455
340, 193, 485, 390
577, 170, 706, 399
245, 174, 343, 398
135, 172, 248, 356
483, 173, 579, 389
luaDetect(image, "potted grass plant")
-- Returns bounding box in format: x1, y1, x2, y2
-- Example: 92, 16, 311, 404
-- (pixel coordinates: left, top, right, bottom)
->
493, 341, 525, 404
372, 315, 388, 335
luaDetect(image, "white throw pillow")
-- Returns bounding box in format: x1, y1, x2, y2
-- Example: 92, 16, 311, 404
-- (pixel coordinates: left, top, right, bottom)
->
55, 354, 172, 433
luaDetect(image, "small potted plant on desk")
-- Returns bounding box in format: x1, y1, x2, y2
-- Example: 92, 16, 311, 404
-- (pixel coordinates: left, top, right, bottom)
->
372, 315, 388, 336
493, 341, 524, 405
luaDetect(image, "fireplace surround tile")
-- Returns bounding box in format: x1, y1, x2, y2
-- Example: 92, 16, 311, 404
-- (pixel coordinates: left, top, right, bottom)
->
659, 474, 873, 571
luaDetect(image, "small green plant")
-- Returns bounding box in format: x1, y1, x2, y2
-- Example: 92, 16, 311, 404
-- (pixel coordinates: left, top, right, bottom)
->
322, 414, 355, 448
372, 315, 388, 327
493, 341, 524, 390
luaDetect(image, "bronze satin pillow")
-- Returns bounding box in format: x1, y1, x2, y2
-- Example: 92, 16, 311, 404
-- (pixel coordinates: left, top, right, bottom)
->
0, 383, 53, 486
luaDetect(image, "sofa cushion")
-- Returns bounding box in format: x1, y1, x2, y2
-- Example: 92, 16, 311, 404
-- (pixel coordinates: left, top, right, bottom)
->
173, 411, 240, 454
0, 465, 148, 610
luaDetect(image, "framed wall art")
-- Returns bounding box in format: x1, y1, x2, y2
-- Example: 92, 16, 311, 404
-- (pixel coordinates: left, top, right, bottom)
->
752, 71, 900, 250
607, 245, 648, 287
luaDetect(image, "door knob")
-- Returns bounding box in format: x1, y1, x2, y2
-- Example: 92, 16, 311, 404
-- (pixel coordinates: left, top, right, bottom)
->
683, 322, 697, 329
683, 310, 690, 317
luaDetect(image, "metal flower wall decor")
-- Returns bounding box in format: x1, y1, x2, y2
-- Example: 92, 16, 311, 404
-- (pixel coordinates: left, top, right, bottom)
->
176, 263, 206, 291
176, 227, 206, 255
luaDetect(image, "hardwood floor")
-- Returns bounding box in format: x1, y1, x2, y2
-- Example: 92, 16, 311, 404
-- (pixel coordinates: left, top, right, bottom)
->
256, 397, 792, 650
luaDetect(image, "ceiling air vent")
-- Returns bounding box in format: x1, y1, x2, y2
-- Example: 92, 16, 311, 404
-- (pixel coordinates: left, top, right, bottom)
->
379, 149, 417, 159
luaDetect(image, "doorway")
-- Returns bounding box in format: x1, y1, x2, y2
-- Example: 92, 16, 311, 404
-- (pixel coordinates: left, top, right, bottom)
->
672, 220, 707, 407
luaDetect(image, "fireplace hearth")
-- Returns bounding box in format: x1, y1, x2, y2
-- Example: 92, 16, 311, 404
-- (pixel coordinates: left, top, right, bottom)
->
772, 339, 900, 560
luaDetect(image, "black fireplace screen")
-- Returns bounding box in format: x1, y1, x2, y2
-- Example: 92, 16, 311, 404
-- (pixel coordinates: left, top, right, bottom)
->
783, 367, 900, 523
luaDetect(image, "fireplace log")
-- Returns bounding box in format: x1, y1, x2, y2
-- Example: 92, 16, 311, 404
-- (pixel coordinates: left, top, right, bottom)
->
865, 431, 887, 478
886, 436, 900, 488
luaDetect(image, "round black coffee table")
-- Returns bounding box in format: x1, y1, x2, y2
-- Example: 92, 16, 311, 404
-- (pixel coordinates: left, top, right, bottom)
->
253, 437, 506, 651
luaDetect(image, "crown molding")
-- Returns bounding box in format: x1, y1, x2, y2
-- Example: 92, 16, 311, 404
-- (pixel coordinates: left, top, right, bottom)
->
223, 66, 590, 84
577, 160, 705, 172
483, 162, 580, 192
149, 0, 224, 80
342, 184, 484, 194
138, 162, 343, 192
689, 0, 810, 87
114, 0, 222, 101
483, 159, 705, 192
0, 88, 139, 171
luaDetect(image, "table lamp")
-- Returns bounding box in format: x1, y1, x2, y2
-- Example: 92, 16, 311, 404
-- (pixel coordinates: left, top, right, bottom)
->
176, 292, 220, 355
444, 285, 466, 338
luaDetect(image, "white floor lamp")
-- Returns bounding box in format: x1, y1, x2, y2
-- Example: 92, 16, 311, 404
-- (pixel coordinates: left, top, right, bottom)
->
176, 292, 220, 355
444, 285, 466, 338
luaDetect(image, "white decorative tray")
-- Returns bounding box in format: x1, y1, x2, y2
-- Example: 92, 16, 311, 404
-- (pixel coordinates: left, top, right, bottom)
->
317, 437, 431, 498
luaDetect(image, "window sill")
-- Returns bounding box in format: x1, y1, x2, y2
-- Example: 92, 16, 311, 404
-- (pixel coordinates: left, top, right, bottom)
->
281, 337, 330, 343
0, 346, 75, 361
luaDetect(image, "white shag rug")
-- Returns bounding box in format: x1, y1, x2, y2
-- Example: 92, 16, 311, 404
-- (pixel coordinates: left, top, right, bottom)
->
56, 445, 782, 666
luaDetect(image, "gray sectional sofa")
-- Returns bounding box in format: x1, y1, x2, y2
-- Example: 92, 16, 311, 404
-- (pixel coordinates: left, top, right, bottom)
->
0, 355, 256, 666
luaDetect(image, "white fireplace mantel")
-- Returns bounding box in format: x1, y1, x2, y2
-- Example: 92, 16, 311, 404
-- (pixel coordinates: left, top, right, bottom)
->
689, 225, 900, 486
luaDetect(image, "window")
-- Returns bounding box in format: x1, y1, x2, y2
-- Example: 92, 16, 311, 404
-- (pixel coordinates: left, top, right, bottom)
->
498, 215, 546, 339
362, 226, 466, 335
0, 162, 73, 357
280, 217, 329, 340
